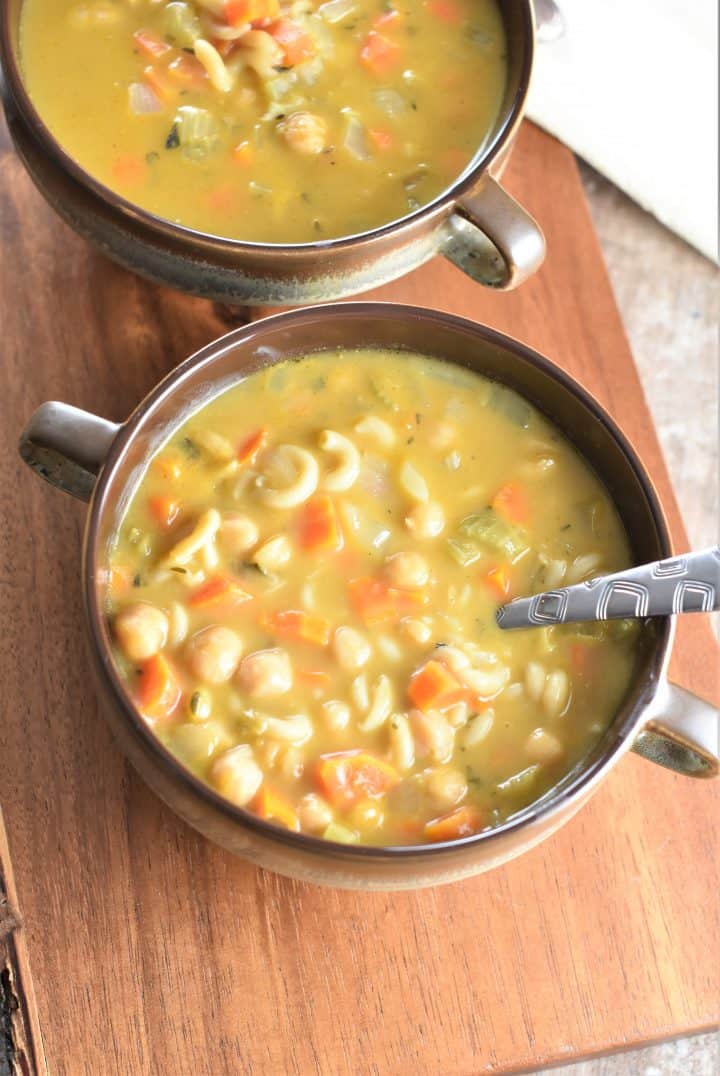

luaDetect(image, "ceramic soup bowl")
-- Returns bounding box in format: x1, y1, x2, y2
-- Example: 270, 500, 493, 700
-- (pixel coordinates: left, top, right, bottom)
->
0, 0, 544, 305
18, 305, 719, 889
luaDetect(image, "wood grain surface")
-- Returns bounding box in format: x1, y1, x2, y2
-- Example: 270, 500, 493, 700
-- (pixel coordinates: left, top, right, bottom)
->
0, 810, 47, 1075
0, 118, 718, 1076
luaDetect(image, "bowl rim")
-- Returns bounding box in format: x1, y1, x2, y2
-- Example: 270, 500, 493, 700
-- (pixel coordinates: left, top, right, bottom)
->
82, 301, 674, 860
1, 0, 534, 253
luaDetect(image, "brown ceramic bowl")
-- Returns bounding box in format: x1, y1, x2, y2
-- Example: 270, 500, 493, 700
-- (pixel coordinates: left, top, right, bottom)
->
18, 304, 719, 889
0, 0, 544, 305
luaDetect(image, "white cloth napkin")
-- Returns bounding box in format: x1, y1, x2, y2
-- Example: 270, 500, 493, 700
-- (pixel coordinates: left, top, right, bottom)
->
526, 0, 719, 262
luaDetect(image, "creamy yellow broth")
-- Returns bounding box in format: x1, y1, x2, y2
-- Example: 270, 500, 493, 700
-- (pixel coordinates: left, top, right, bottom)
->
20, 0, 507, 242
106, 350, 640, 846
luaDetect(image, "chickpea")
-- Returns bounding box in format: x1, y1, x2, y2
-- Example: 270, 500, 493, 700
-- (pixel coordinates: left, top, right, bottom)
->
333, 626, 371, 672
186, 626, 243, 684
210, 745, 263, 807
237, 648, 292, 697
297, 793, 333, 833
526, 727, 564, 762
405, 501, 445, 540
279, 111, 328, 155
426, 767, 468, 810
385, 552, 430, 590
349, 800, 384, 831
253, 534, 292, 574
219, 514, 259, 556
114, 602, 168, 663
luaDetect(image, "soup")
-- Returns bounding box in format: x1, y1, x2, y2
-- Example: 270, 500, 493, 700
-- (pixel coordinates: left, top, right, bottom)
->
105, 350, 640, 846
19, 0, 507, 243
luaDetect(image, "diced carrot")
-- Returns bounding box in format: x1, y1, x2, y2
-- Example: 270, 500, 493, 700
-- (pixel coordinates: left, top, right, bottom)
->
266, 610, 331, 647
111, 154, 147, 187
136, 654, 182, 721
266, 18, 315, 66
424, 805, 483, 842
368, 128, 394, 151
408, 660, 466, 711
296, 669, 331, 691
108, 563, 133, 596
348, 577, 398, 627
133, 29, 173, 59
316, 751, 401, 808
188, 575, 253, 609
425, 0, 461, 23
374, 7, 401, 27
484, 564, 511, 600
232, 140, 253, 166
143, 65, 177, 103
148, 495, 181, 529
152, 454, 184, 481
237, 427, 268, 465
360, 31, 401, 75
212, 37, 239, 58
251, 787, 300, 831
298, 495, 343, 552
167, 53, 207, 87
492, 482, 528, 524
224, 0, 279, 26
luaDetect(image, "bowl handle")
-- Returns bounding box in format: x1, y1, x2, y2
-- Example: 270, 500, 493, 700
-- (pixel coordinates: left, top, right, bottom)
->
442, 176, 546, 290
632, 680, 719, 778
18, 402, 120, 503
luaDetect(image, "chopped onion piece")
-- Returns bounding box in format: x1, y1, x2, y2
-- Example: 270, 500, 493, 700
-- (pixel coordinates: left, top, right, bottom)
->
343, 115, 371, 161
373, 88, 407, 117
176, 106, 219, 160
296, 56, 324, 85
358, 455, 389, 497
319, 0, 356, 23
129, 82, 162, 115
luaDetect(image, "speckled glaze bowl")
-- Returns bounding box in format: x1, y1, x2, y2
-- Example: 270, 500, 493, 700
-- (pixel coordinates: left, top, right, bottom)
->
18, 305, 719, 889
0, 0, 544, 305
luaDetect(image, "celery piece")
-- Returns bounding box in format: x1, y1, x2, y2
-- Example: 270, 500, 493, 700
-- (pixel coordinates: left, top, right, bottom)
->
163, 2, 201, 48
176, 106, 219, 161
458, 507, 529, 561
447, 538, 483, 567
496, 764, 540, 795
323, 822, 360, 844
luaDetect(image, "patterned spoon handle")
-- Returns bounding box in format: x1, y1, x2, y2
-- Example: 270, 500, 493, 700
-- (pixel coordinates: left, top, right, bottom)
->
497, 547, 720, 630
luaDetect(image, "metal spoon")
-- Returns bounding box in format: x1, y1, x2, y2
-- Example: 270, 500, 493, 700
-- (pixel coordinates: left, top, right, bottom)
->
497, 547, 720, 630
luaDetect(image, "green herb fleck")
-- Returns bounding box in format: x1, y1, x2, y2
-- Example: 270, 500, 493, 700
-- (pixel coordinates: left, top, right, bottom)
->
165, 122, 180, 150
181, 436, 200, 458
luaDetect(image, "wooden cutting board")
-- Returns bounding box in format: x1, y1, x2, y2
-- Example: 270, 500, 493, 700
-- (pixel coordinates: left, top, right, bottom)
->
0, 118, 717, 1076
